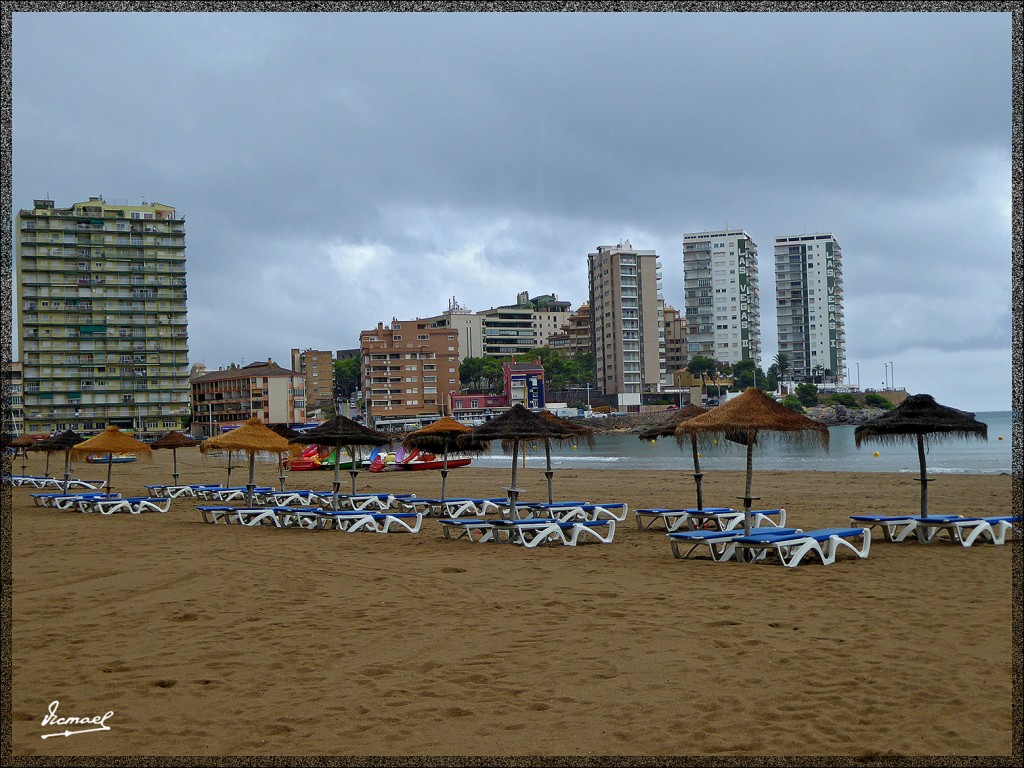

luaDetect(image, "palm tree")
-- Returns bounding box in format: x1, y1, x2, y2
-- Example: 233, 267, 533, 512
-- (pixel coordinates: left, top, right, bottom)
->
773, 353, 791, 382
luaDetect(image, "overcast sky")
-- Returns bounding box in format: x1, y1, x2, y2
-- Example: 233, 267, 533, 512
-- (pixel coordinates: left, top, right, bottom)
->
10, 9, 1014, 412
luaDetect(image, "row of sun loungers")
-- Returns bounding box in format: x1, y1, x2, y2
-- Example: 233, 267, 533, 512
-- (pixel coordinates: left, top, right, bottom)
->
650, 505, 1016, 566
11, 475, 107, 490
30, 491, 171, 515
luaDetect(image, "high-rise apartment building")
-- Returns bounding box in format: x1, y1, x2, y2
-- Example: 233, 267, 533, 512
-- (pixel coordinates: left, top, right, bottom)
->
360, 319, 461, 430
290, 348, 334, 409
774, 233, 846, 382
15, 197, 190, 435
682, 230, 761, 367
3, 361, 25, 436
587, 240, 664, 407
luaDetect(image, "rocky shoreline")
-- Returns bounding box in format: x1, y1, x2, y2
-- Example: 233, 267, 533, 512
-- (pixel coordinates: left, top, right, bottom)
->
588, 404, 889, 434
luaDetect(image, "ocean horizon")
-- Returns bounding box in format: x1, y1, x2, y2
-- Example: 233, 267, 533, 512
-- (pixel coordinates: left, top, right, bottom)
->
471, 410, 1016, 475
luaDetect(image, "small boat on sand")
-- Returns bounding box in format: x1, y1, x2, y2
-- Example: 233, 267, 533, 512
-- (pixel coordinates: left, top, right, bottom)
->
86, 453, 137, 464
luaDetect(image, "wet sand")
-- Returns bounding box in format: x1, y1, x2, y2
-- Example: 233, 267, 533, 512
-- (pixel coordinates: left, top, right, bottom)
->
6, 450, 1016, 756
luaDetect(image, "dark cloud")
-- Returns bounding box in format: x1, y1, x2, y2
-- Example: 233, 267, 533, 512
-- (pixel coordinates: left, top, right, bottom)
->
11, 10, 1012, 411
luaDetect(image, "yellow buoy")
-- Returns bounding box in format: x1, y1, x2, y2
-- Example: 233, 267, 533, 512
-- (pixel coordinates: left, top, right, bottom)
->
873, 452, 880, 458
572, 445, 577, 450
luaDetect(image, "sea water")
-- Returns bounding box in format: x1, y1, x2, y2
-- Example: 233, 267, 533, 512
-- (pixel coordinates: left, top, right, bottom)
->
472, 411, 1016, 475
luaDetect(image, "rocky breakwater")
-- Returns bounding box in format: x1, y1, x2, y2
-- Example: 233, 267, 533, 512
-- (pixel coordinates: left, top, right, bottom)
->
804, 404, 888, 426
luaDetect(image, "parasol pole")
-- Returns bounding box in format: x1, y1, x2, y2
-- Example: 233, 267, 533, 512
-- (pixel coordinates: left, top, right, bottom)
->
507, 438, 521, 520
44, 450, 51, 477
172, 447, 180, 486
440, 436, 450, 501
916, 432, 931, 518
226, 452, 233, 488
544, 439, 554, 504
20, 448, 27, 476
105, 452, 114, 495
245, 452, 256, 507
63, 449, 72, 493
691, 434, 704, 511
332, 439, 343, 511
349, 445, 360, 496
278, 451, 287, 492
742, 431, 755, 536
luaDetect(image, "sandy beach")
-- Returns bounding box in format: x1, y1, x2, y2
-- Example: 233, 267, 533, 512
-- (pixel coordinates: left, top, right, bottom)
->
6, 449, 1016, 757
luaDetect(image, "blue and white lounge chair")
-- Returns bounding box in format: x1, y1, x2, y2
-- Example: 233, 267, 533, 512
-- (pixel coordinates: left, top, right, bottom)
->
912, 515, 1016, 547
491, 518, 567, 547
79, 496, 172, 515
730, 527, 871, 567
438, 518, 499, 542
557, 519, 617, 546
668, 527, 804, 561
848, 514, 919, 542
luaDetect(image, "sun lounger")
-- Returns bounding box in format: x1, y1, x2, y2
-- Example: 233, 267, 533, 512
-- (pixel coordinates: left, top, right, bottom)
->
636, 508, 699, 531
403, 497, 507, 518
558, 519, 617, 546
491, 518, 568, 547
315, 509, 423, 533
11, 475, 57, 488
274, 506, 324, 529
258, 490, 331, 507
547, 502, 629, 523
205, 486, 274, 502
31, 492, 119, 508
668, 527, 805, 561
514, 501, 590, 521
912, 515, 1016, 547
731, 527, 871, 567
848, 514, 919, 542
197, 505, 237, 524
79, 496, 172, 515
146, 483, 221, 499
438, 518, 499, 542
338, 493, 416, 511
685, 508, 787, 531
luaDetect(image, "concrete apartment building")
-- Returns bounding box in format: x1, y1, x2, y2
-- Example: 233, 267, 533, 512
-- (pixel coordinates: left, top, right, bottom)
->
774, 233, 846, 382
545, 304, 592, 357
15, 197, 190, 435
426, 293, 571, 361
682, 229, 762, 368
4, 361, 25, 436
360, 319, 461, 431
290, 348, 334, 410
662, 304, 688, 379
190, 359, 306, 436
587, 240, 664, 409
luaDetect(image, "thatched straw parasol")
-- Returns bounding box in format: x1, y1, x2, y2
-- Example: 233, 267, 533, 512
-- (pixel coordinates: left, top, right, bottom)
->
149, 431, 200, 486
70, 426, 153, 495
10, 434, 39, 476
270, 424, 303, 491
200, 417, 295, 507
537, 411, 595, 504
288, 416, 392, 509
32, 430, 86, 490
676, 388, 830, 535
854, 394, 987, 518
402, 416, 488, 500
469, 404, 576, 516
639, 403, 711, 510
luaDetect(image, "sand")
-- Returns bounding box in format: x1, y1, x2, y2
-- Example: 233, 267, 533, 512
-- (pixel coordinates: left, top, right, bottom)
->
6, 449, 1016, 757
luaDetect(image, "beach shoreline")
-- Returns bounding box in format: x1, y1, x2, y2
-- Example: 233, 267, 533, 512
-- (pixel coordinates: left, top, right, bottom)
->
7, 451, 1016, 756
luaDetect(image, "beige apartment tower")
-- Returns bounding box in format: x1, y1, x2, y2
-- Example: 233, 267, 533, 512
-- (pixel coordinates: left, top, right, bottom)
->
587, 240, 664, 408
15, 197, 190, 435
290, 348, 335, 410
